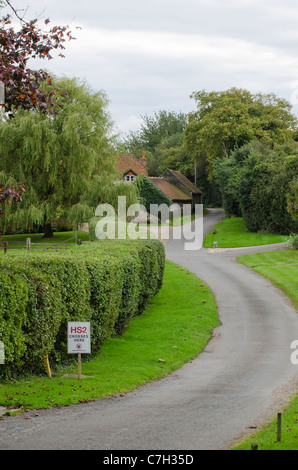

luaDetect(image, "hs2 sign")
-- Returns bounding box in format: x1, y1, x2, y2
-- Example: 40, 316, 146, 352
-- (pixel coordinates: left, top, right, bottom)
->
68, 322, 91, 354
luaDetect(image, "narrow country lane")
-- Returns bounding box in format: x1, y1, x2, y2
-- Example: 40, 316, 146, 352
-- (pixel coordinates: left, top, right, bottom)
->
0, 209, 297, 450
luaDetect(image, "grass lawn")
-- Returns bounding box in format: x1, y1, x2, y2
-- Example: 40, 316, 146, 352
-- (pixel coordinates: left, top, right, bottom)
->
1, 230, 90, 243
234, 249, 298, 450
171, 212, 200, 226
237, 250, 298, 310
0, 231, 89, 254
0, 260, 219, 415
140, 212, 200, 227
234, 395, 298, 450
203, 217, 290, 248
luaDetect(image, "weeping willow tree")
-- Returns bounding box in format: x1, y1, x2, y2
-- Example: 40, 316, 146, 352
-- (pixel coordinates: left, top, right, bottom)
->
0, 76, 138, 236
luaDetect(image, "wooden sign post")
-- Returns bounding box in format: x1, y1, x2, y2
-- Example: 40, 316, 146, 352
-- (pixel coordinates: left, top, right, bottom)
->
277, 413, 282, 442
44, 356, 52, 378
68, 322, 91, 380
78, 353, 82, 380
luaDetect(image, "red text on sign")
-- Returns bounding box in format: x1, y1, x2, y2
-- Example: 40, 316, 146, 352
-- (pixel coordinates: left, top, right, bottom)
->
71, 326, 88, 334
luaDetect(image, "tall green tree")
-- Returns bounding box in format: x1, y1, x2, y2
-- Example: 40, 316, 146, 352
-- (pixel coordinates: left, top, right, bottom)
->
124, 110, 190, 176
185, 88, 298, 179
0, 0, 74, 217
125, 110, 187, 153
287, 177, 298, 223
0, 76, 136, 236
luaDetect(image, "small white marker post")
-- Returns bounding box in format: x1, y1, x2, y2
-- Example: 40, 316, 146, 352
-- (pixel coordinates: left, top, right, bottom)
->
68, 322, 91, 380
0, 81, 5, 107
0, 341, 5, 365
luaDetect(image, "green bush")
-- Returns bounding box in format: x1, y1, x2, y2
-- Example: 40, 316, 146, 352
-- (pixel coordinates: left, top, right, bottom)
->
0, 239, 165, 378
135, 174, 172, 214
213, 141, 298, 234
287, 234, 298, 250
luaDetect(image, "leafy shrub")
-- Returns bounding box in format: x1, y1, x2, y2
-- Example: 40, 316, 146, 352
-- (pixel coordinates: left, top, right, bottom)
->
0, 239, 165, 378
135, 174, 172, 213
214, 141, 298, 234
287, 234, 298, 250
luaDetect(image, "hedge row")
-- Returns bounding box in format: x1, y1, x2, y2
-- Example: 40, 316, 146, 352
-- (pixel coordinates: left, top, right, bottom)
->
0, 239, 165, 378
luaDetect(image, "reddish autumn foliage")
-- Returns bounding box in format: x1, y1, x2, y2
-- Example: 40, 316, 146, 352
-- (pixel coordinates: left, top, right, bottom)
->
0, 184, 25, 216
0, 11, 74, 113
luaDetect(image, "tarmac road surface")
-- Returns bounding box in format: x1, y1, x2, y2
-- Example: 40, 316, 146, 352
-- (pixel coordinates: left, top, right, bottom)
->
0, 209, 297, 450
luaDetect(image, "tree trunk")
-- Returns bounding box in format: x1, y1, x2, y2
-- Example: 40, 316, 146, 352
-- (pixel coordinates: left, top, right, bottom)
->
43, 222, 54, 238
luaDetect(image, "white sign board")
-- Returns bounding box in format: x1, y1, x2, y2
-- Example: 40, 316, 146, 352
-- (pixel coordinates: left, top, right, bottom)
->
0, 81, 4, 105
68, 322, 91, 354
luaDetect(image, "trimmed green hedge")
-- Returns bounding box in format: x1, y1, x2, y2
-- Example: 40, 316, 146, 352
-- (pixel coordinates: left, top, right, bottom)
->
0, 239, 165, 378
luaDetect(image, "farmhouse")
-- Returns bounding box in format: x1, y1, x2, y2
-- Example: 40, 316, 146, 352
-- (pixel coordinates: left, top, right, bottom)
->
116, 153, 202, 210
117, 153, 148, 182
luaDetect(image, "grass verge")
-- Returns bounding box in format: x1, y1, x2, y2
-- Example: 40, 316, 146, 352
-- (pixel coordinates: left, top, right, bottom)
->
0, 260, 219, 415
234, 250, 298, 450
203, 217, 289, 248
233, 394, 298, 450
237, 250, 298, 310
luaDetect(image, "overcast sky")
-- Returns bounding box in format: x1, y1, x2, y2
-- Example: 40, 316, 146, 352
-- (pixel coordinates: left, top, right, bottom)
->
4, 0, 298, 138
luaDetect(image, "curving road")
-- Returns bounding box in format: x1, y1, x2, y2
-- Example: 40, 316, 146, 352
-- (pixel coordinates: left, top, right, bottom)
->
0, 209, 297, 450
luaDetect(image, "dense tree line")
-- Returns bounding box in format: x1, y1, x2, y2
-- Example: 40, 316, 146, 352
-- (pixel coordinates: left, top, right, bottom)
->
124, 88, 298, 234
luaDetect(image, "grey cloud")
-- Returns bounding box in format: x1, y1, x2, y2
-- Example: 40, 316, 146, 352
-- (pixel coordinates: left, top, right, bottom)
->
5, 0, 298, 133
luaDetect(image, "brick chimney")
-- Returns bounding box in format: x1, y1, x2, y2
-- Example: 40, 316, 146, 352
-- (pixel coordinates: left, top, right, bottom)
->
141, 151, 147, 167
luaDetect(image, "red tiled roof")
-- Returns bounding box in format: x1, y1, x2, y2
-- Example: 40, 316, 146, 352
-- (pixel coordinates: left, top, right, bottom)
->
117, 154, 148, 177
149, 177, 192, 201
